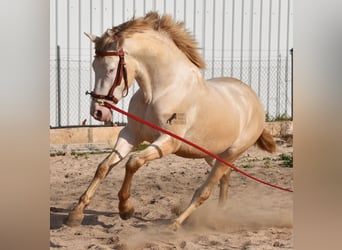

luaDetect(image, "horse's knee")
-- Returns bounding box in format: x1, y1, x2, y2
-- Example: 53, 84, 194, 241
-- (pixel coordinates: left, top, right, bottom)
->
126, 154, 144, 173
94, 162, 109, 179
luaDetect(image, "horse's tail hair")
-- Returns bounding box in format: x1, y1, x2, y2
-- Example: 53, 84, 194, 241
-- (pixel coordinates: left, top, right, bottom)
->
256, 129, 276, 153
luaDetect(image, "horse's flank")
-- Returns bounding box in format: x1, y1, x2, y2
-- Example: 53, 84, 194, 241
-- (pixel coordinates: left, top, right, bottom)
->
95, 11, 205, 69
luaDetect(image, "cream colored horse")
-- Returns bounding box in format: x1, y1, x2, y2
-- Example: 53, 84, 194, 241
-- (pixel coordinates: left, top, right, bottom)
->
65, 12, 276, 230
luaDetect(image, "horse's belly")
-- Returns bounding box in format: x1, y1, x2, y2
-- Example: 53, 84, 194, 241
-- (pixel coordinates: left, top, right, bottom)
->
174, 131, 235, 159
174, 145, 211, 158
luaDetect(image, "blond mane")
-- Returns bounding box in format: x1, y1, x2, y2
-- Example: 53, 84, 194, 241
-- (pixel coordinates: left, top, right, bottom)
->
95, 12, 206, 69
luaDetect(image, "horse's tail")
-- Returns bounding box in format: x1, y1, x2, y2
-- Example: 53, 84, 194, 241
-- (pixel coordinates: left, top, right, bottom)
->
256, 129, 276, 153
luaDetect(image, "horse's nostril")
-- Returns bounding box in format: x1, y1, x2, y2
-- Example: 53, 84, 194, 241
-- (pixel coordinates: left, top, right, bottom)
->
95, 110, 102, 119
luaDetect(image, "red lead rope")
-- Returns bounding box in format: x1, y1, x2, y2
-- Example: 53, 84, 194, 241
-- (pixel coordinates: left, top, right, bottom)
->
104, 101, 293, 193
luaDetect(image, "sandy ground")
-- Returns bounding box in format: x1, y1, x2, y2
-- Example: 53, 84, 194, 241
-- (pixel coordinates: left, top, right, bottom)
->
50, 137, 293, 249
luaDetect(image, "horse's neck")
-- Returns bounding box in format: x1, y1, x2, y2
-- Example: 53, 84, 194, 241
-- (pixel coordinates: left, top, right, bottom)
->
135, 58, 202, 104
125, 32, 204, 103
127, 34, 204, 103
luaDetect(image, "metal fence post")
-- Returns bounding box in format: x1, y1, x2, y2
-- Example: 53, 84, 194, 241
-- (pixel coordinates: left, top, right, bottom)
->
57, 45, 61, 127
50, 0, 293, 127
290, 48, 293, 120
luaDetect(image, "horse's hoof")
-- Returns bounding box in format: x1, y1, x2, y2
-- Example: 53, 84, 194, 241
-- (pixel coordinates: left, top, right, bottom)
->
119, 207, 135, 220
64, 211, 84, 227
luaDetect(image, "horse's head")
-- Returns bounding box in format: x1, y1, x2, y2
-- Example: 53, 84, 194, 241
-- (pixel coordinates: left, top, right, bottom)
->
85, 31, 136, 123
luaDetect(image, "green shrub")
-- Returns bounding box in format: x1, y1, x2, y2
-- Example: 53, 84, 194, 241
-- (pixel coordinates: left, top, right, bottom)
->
134, 143, 150, 151
278, 153, 293, 168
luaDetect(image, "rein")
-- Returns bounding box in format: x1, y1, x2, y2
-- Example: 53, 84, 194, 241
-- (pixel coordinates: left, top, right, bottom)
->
103, 101, 294, 193
86, 48, 128, 104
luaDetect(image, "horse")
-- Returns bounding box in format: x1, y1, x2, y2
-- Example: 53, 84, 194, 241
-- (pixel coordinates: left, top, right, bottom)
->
166, 113, 177, 125
64, 12, 276, 230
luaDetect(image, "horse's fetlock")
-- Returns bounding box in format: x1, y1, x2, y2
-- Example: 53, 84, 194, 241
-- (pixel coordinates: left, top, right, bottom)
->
79, 194, 90, 205
118, 190, 130, 201
199, 187, 211, 202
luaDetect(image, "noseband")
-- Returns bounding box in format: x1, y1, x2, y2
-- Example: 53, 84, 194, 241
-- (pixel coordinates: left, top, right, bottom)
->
86, 48, 128, 105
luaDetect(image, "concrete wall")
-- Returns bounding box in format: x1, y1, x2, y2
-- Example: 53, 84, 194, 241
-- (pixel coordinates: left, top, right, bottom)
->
50, 121, 292, 144
50, 126, 123, 146
50, 126, 123, 155
265, 121, 293, 137
50, 121, 292, 155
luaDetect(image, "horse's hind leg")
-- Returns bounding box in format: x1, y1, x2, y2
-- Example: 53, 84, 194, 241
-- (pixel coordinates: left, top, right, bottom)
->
205, 157, 215, 167
64, 133, 134, 227
172, 150, 242, 229
217, 149, 248, 206
118, 134, 179, 220
205, 156, 233, 206
218, 169, 232, 206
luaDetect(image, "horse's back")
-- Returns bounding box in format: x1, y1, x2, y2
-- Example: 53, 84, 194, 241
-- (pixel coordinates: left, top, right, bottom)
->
207, 77, 260, 101
204, 77, 264, 117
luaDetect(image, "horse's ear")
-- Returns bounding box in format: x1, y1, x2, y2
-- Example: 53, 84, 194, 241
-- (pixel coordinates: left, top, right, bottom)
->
84, 32, 99, 43
106, 29, 115, 37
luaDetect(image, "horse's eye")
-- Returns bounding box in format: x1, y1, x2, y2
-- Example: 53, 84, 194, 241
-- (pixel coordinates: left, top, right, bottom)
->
108, 69, 115, 74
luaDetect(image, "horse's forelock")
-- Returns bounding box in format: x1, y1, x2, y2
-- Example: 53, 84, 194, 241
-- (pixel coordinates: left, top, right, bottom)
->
94, 32, 115, 52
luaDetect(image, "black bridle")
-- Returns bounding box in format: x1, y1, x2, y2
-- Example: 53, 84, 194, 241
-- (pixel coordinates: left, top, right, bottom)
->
86, 48, 128, 104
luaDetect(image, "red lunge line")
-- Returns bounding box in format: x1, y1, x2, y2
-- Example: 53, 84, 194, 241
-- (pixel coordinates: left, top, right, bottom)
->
104, 101, 293, 193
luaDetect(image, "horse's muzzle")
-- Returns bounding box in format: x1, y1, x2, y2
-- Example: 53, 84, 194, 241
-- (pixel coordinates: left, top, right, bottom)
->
90, 101, 113, 123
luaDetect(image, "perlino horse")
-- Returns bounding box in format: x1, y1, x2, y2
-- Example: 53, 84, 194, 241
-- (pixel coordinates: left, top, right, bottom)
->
65, 12, 276, 230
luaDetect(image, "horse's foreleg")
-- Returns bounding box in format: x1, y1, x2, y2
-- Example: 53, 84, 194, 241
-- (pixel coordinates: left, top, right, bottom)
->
118, 135, 178, 220
64, 136, 134, 227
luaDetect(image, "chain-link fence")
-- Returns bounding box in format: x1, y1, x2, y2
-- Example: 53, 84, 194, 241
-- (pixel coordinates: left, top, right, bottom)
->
50, 0, 293, 127
205, 55, 293, 119
50, 49, 292, 127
